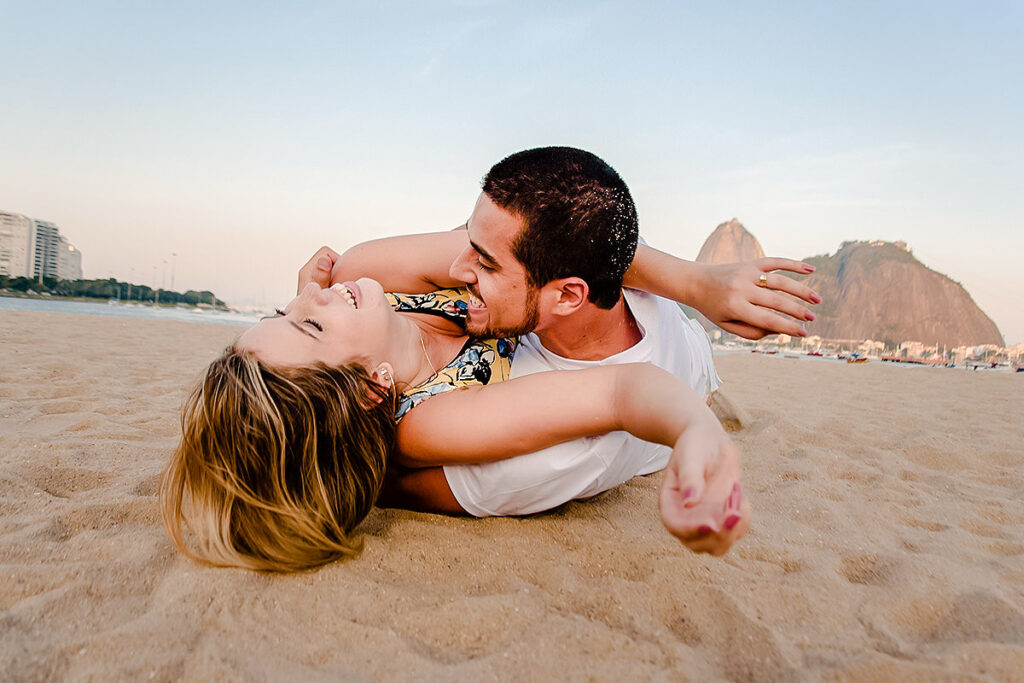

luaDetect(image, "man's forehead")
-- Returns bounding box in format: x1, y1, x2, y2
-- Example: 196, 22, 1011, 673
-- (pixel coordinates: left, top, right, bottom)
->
467, 194, 523, 259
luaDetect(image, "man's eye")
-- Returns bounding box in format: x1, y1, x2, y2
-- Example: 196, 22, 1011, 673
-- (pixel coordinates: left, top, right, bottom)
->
303, 318, 323, 332
477, 257, 494, 271
274, 308, 287, 317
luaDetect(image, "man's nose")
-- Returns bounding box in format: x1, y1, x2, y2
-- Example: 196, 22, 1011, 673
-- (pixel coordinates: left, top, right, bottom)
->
449, 245, 476, 284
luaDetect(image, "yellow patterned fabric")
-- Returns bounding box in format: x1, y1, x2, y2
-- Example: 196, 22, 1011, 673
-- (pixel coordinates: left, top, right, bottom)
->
385, 289, 517, 421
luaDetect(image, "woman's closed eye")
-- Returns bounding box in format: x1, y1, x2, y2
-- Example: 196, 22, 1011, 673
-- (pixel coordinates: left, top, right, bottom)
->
272, 308, 322, 332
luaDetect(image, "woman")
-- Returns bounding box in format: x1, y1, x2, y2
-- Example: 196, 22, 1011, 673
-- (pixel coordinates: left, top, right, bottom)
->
161, 269, 754, 572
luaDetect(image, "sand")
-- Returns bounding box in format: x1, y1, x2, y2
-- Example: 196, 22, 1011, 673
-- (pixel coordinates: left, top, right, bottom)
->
1, 309, 1022, 681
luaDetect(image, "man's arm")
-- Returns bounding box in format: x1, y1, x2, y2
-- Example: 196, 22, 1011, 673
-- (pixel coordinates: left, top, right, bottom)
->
377, 465, 465, 515
625, 244, 822, 339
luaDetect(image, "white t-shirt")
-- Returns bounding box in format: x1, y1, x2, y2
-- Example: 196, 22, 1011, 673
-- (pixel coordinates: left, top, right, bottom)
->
443, 288, 721, 517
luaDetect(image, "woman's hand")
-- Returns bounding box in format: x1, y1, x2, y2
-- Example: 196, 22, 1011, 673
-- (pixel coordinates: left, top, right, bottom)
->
296, 246, 341, 294
625, 245, 821, 340
659, 416, 749, 555
692, 258, 821, 339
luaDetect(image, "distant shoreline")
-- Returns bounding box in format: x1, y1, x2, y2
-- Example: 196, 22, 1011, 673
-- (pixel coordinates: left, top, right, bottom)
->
0, 294, 257, 327
0, 291, 231, 312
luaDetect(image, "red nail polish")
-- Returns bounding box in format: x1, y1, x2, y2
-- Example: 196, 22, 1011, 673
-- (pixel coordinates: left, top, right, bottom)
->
805, 264, 815, 272
698, 525, 713, 534
806, 312, 815, 321
682, 487, 695, 500
724, 515, 741, 531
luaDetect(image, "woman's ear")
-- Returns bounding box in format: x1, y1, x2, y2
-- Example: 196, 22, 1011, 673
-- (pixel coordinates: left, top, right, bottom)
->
371, 363, 396, 390
365, 363, 396, 407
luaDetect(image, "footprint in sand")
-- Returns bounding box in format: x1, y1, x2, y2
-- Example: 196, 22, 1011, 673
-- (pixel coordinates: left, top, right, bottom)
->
24, 466, 115, 499
666, 586, 796, 681
709, 391, 749, 433
839, 553, 896, 587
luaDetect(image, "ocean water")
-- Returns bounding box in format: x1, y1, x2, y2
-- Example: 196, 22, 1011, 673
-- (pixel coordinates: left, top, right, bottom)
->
0, 296, 260, 327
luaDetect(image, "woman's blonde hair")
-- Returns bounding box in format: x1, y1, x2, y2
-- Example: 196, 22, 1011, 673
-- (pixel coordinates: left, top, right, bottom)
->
160, 346, 395, 572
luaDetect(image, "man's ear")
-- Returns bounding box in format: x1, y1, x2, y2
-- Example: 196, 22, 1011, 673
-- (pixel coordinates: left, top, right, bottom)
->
543, 277, 590, 317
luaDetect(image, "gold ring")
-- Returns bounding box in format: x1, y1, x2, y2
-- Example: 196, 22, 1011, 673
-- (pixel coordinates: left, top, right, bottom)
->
758, 273, 768, 288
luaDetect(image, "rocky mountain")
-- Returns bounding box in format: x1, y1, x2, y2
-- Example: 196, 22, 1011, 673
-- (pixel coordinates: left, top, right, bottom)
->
691, 220, 1003, 348
801, 240, 1003, 348
696, 219, 765, 264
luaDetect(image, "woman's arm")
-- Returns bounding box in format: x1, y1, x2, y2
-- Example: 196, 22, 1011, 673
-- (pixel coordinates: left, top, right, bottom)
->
394, 363, 711, 467
393, 363, 748, 555
624, 244, 821, 339
294, 231, 470, 296
302, 233, 820, 338
332, 229, 470, 294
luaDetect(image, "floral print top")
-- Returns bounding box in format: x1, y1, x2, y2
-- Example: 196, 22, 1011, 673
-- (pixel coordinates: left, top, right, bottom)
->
385, 289, 517, 421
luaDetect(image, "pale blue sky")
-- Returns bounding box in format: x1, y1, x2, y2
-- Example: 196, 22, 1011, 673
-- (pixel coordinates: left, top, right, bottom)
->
2, 1, 1021, 343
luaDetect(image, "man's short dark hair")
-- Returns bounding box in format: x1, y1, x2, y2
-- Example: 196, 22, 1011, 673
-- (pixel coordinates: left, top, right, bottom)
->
482, 146, 638, 309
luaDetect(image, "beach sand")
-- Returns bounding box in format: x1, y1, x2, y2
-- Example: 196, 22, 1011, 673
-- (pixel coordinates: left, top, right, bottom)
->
2, 310, 1022, 681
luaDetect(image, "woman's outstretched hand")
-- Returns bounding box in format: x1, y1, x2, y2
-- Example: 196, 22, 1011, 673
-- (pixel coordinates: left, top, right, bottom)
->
296, 246, 341, 294
659, 417, 749, 556
694, 258, 821, 340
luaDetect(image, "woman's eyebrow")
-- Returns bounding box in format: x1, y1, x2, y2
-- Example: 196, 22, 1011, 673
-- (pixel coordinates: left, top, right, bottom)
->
259, 309, 286, 321
256, 312, 318, 340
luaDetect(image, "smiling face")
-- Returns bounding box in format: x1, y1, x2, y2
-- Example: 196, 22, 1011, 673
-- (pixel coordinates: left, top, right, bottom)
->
448, 193, 541, 338
236, 278, 396, 369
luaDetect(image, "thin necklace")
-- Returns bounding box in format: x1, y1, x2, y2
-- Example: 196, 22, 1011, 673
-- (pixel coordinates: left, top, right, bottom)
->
417, 326, 438, 376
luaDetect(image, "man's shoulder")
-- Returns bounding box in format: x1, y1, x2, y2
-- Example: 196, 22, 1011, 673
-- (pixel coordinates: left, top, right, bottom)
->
622, 287, 684, 324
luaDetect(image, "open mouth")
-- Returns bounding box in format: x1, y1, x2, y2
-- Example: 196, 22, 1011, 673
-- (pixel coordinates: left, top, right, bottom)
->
330, 282, 359, 309
467, 290, 485, 311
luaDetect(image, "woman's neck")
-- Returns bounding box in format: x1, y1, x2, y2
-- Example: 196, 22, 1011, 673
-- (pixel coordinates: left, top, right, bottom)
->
390, 314, 467, 389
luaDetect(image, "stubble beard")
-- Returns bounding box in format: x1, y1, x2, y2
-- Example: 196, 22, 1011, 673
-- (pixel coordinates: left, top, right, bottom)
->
466, 286, 541, 339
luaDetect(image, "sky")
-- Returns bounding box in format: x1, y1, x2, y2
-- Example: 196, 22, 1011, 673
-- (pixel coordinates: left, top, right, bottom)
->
2, 1, 1022, 344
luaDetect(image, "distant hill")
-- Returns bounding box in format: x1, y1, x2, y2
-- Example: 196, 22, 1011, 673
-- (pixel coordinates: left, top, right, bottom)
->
691, 220, 1003, 348
696, 219, 765, 264
801, 240, 1003, 348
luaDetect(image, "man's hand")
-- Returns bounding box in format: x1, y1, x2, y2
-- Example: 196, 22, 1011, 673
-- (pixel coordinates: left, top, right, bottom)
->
695, 258, 821, 339
296, 246, 341, 294
659, 418, 749, 556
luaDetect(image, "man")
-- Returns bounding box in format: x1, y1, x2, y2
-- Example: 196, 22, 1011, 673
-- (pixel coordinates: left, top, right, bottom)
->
301, 147, 818, 554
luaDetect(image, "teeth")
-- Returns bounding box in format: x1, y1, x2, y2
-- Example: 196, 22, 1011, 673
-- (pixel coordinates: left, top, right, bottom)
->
330, 283, 358, 309
469, 293, 484, 308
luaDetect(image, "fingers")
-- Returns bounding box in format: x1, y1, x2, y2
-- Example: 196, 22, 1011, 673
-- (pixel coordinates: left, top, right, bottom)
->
661, 478, 748, 555
756, 257, 816, 275
753, 258, 821, 305
751, 286, 816, 323
674, 444, 711, 510
734, 306, 809, 337
297, 246, 340, 294
718, 320, 768, 340
761, 271, 821, 305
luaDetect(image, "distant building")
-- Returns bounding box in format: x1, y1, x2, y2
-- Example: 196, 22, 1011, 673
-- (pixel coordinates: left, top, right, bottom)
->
0, 211, 37, 277
0, 212, 82, 281
58, 239, 83, 281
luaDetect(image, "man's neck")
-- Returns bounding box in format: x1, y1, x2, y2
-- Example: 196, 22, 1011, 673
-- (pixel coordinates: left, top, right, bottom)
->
534, 294, 642, 361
